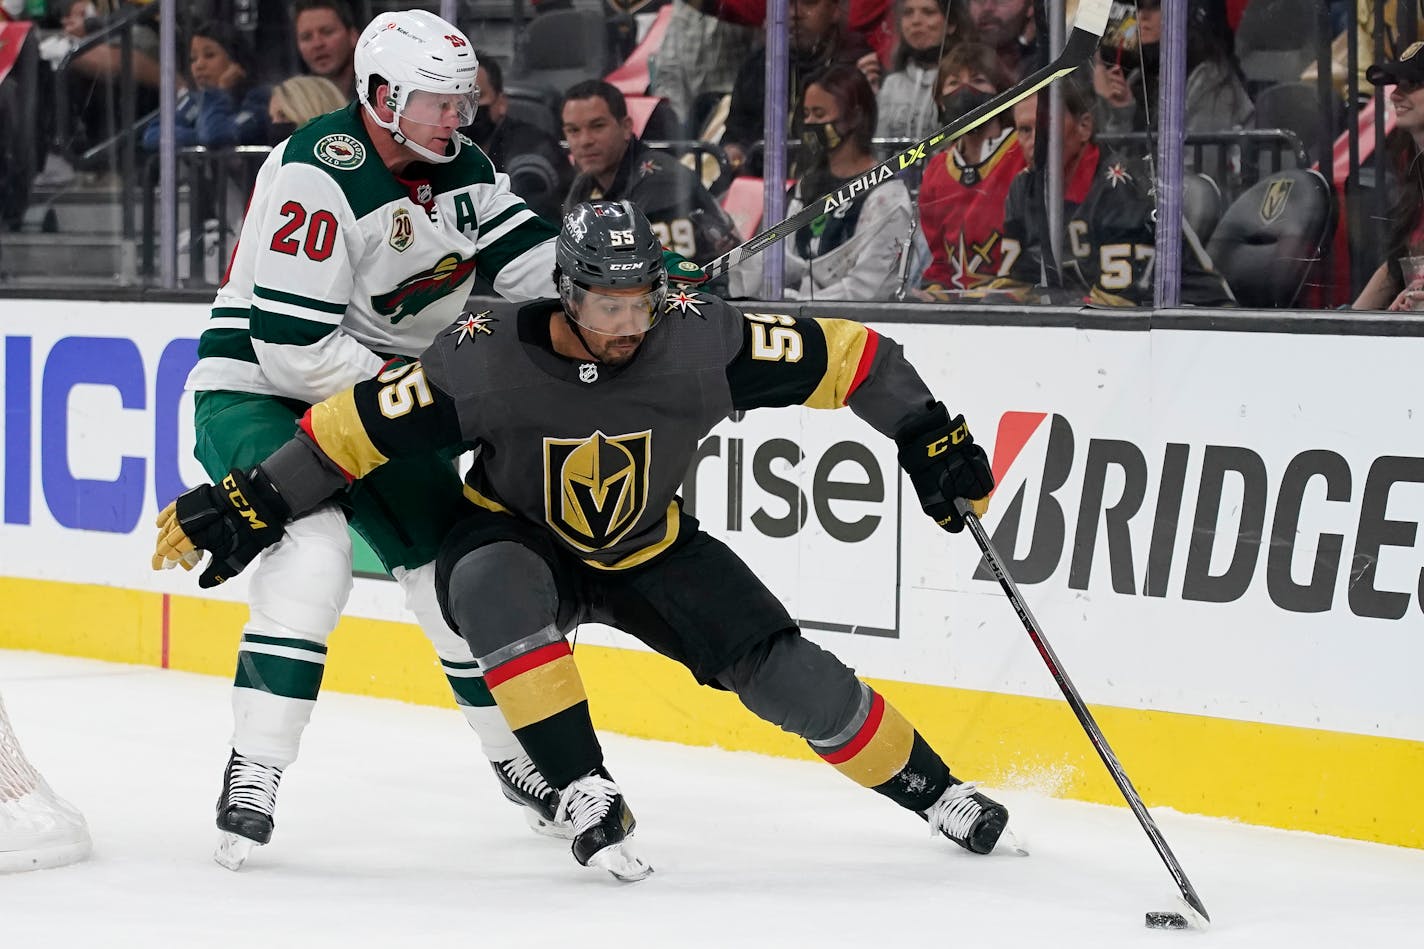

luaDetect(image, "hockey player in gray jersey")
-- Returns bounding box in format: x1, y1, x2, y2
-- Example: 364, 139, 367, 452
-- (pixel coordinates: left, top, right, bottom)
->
154, 199, 1011, 881
178, 8, 574, 869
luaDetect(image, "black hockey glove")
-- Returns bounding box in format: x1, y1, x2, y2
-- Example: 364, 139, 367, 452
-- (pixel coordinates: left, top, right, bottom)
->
895, 403, 994, 534
152, 467, 290, 588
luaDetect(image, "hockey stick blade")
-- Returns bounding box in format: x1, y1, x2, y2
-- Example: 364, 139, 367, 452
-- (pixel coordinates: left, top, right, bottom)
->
955, 499, 1211, 924
702, 0, 1111, 280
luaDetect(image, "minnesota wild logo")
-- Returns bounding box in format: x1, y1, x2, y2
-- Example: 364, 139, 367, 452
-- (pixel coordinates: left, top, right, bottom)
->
372, 253, 477, 323
314, 133, 365, 170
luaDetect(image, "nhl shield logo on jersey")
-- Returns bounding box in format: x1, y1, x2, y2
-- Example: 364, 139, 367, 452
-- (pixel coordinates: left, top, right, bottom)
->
314, 133, 365, 170
389, 208, 414, 252
372, 252, 477, 323
544, 431, 651, 553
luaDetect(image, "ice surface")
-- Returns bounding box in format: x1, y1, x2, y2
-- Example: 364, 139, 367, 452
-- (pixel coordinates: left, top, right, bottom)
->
2, 649, 1420, 947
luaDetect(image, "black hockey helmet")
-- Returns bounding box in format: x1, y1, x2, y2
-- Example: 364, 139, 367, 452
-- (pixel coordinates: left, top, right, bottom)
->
556, 200, 667, 337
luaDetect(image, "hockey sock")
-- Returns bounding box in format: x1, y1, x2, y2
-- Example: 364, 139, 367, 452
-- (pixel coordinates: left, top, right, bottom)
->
480, 635, 602, 788
810, 689, 950, 812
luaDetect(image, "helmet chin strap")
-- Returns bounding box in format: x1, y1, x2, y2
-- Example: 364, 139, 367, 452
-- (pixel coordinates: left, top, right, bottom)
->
362, 99, 460, 164
563, 311, 614, 368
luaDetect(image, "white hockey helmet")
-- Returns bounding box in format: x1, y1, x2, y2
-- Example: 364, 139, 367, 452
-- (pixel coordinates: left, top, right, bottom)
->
354, 9, 479, 164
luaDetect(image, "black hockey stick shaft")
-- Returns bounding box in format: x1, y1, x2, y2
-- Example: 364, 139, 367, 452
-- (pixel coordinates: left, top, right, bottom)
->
702, 0, 1111, 281
955, 500, 1211, 924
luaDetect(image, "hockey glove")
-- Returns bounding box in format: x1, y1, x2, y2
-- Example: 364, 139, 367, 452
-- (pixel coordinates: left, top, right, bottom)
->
896, 403, 994, 534
661, 248, 709, 286
152, 467, 290, 588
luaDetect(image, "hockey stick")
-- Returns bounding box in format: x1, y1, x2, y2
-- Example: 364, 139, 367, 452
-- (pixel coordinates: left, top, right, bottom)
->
955, 499, 1211, 925
701, 0, 1112, 281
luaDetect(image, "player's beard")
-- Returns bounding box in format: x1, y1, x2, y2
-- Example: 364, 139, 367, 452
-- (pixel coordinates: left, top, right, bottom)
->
589, 334, 644, 366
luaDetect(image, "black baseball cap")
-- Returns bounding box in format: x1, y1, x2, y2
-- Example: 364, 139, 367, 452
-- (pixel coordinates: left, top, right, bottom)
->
1368, 40, 1424, 86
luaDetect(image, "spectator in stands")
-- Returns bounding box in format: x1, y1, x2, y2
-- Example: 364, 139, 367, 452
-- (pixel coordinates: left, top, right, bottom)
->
562, 79, 738, 266
141, 21, 270, 151
292, 0, 359, 100
1354, 43, 1424, 310
730, 64, 911, 300
52, 0, 161, 153
0, 4, 45, 228
914, 41, 1025, 298
649, 0, 758, 135
722, 0, 875, 174
467, 53, 571, 222
1094, 0, 1252, 182
875, 0, 971, 143
266, 74, 345, 143
967, 0, 1034, 80
990, 80, 1233, 306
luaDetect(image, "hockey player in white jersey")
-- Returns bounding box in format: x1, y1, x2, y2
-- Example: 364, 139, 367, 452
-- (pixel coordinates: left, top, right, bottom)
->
178, 8, 570, 869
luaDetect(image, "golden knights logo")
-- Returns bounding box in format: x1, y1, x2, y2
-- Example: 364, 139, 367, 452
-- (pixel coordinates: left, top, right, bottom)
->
544, 430, 651, 552
372, 252, 477, 323
1259, 178, 1294, 225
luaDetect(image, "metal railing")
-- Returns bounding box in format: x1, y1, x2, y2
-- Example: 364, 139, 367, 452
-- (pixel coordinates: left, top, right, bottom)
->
141, 146, 270, 286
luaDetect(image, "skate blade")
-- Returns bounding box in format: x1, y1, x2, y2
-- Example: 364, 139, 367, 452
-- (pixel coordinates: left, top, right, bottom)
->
523, 807, 576, 840
995, 825, 1030, 856
587, 842, 653, 882
214, 832, 256, 871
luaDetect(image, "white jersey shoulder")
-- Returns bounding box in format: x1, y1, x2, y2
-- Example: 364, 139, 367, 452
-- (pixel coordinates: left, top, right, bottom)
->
188, 107, 557, 403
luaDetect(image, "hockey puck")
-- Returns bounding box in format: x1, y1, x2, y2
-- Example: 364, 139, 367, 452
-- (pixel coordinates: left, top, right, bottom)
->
1145, 911, 1189, 930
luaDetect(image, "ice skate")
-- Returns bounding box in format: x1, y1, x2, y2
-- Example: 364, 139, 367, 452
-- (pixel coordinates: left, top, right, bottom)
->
556, 769, 651, 882
214, 750, 282, 871
922, 780, 1016, 855
491, 754, 573, 839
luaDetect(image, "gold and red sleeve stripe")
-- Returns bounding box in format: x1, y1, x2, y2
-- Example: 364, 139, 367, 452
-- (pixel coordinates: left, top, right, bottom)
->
817, 690, 915, 788
301, 388, 388, 482
483, 641, 587, 732
805, 320, 880, 409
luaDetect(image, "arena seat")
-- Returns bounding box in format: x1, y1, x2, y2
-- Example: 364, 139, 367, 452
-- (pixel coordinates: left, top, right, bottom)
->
1183, 173, 1223, 244
516, 9, 611, 96
720, 176, 764, 241
1206, 168, 1333, 308
604, 5, 674, 96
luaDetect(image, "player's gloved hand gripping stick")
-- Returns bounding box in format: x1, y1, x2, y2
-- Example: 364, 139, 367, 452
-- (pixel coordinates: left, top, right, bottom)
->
895, 403, 993, 533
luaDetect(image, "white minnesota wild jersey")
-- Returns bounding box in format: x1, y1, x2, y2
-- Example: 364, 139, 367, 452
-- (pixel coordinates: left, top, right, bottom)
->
187, 103, 558, 404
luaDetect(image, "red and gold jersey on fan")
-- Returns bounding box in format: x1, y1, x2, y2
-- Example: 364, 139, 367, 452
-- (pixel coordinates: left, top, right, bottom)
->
917, 129, 1028, 294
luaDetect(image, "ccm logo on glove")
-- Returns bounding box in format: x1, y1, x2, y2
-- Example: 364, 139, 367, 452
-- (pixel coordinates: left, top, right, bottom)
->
223, 473, 270, 531
925, 421, 970, 458
896, 403, 994, 534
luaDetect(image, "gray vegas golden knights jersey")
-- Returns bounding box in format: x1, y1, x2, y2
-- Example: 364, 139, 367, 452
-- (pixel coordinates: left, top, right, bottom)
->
280, 291, 940, 570
187, 103, 558, 406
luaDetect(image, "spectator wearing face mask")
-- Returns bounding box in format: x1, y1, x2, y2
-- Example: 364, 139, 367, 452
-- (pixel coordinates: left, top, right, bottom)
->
913, 42, 1025, 299
874, 0, 972, 144
731, 63, 911, 300
141, 20, 270, 151
463, 53, 571, 222
266, 74, 346, 145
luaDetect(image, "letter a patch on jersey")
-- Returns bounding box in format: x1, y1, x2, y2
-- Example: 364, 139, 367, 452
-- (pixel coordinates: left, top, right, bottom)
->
544, 431, 651, 552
